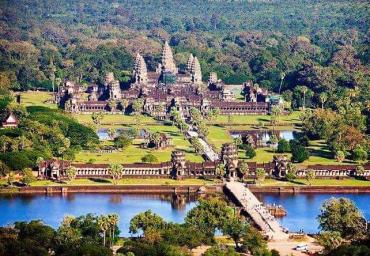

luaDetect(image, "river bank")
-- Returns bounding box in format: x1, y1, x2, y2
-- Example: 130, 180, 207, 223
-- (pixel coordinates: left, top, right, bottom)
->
1, 183, 370, 194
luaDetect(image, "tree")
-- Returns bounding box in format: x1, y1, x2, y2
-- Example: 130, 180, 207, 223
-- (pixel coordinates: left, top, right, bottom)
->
277, 139, 290, 153
129, 210, 165, 234
190, 137, 204, 155
141, 154, 158, 163
298, 85, 309, 110
352, 146, 368, 162
97, 215, 110, 247
131, 99, 143, 115
355, 165, 365, 177
233, 137, 243, 148
221, 215, 249, 249
291, 143, 309, 163
317, 198, 367, 240
241, 226, 269, 255
197, 121, 209, 138
204, 246, 239, 256
0, 160, 10, 177
215, 163, 225, 177
185, 198, 233, 236
335, 151, 345, 162
319, 92, 328, 109
114, 134, 133, 149
21, 168, 36, 186
238, 160, 249, 178
108, 164, 124, 185
255, 168, 265, 184
91, 112, 104, 127
66, 166, 77, 182
244, 144, 256, 159
317, 231, 343, 253
107, 214, 119, 246
285, 163, 297, 182
7, 171, 16, 186
305, 169, 315, 186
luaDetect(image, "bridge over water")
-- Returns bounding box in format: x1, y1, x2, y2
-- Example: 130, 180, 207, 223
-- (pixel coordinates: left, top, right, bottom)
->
225, 181, 289, 241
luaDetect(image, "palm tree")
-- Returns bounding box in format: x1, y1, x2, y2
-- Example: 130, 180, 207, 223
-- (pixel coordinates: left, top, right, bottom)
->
238, 160, 249, 178
108, 214, 119, 246
278, 72, 285, 94
215, 163, 225, 177
108, 163, 124, 185
319, 92, 328, 109
151, 132, 162, 149
98, 215, 110, 247
66, 166, 77, 182
0, 135, 10, 153
300, 86, 308, 110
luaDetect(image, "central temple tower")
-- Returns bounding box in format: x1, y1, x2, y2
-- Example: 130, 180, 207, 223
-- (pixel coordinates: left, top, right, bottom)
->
157, 41, 178, 75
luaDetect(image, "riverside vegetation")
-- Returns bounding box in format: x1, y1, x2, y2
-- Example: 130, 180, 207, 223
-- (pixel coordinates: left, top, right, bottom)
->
0, 197, 368, 256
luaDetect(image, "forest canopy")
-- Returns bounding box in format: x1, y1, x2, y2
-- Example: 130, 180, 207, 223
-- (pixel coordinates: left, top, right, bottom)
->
0, 0, 368, 105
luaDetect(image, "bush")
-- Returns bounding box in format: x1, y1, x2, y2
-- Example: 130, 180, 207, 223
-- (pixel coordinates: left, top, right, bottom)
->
352, 146, 368, 162
243, 144, 256, 159
290, 141, 309, 163
114, 135, 133, 149
277, 139, 291, 153
141, 154, 158, 163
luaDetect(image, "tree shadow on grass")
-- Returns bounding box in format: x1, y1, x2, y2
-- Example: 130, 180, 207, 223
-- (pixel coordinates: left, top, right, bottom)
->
257, 117, 270, 122
88, 178, 111, 183
308, 147, 333, 159
289, 180, 306, 185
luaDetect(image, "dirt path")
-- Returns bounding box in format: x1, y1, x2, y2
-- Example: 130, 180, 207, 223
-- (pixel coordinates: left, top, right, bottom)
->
268, 235, 322, 256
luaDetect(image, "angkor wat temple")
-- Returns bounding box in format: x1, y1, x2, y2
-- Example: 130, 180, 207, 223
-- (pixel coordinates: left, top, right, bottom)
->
57, 41, 283, 117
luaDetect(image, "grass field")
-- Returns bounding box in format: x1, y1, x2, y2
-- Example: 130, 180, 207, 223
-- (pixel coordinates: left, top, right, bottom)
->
210, 111, 302, 126
74, 113, 158, 127
19, 91, 57, 109
76, 124, 203, 163
28, 178, 219, 186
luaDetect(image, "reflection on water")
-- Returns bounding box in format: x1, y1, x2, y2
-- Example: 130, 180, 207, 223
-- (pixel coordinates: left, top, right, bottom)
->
0, 193, 199, 237
256, 193, 370, 234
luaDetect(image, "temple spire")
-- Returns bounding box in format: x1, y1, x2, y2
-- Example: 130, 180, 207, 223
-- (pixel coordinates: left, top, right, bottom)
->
159, 41, 178, 74
186, 53, 194, 72
191, 56, 202, 84
133, 53, 148, 84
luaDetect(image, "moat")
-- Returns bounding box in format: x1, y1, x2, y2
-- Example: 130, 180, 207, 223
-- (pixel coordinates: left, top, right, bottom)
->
1, 193, 369, 236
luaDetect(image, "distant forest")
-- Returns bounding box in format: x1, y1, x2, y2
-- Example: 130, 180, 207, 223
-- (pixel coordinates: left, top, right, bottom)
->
0, 0, 369, 107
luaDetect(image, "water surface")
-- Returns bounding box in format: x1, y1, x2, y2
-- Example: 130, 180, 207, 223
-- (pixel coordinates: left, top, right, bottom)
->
256, 193, 370, 234
1, 192, 369, 236
0, 193, 197, 237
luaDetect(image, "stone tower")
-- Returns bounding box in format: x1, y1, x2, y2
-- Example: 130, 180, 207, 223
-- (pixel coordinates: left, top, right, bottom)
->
186, 53, 194, 72
221, 143, 239, 179
104, 72, 115, 87
209, 72, 218, 84
158, 41, 178, 74
133, 53, 148, 84
109, 80, 121, 100
171, 151, 186, 179
191, 57, 202, 84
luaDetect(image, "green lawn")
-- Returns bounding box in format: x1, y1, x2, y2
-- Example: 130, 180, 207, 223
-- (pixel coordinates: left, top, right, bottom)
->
28, 178, 219, 186
76, 124, 203, 163
210, 111, 302, 126
74, 114, 158, 127
206, 126, 233, 150
19, 91, 57, 109
255, 178, 370, 187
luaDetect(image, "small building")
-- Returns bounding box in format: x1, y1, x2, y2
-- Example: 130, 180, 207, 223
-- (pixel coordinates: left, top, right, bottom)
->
2, 113, 19, 128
